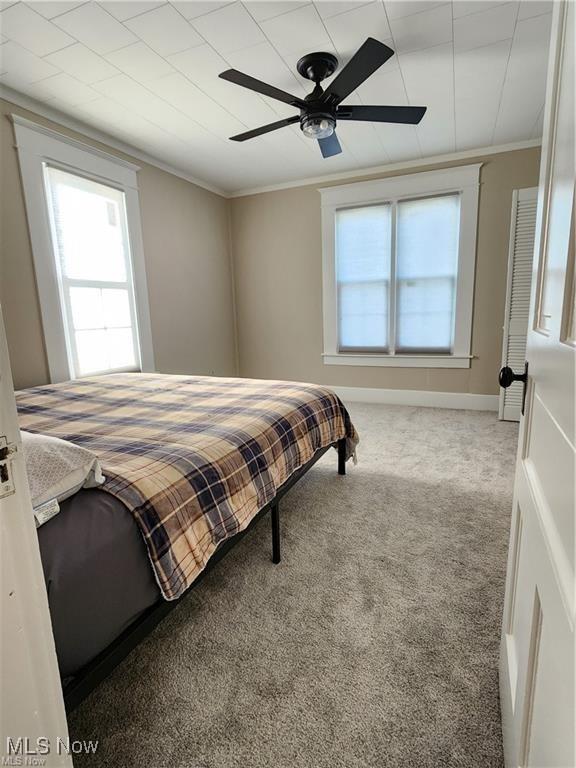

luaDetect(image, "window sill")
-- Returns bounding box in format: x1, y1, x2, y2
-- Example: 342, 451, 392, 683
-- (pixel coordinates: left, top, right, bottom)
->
322, 353, 472, 369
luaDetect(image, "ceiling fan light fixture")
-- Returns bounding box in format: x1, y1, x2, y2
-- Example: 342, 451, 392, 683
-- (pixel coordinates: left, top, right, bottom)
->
301, 114, 335, 139
221, 39, 427, 159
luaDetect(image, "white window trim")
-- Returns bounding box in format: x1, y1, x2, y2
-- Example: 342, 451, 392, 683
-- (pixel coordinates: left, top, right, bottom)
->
12, 114, 155, 382
319, 164, 481, 368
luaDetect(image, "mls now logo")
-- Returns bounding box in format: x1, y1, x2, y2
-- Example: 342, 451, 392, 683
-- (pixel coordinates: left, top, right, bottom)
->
4, 737, 99, 760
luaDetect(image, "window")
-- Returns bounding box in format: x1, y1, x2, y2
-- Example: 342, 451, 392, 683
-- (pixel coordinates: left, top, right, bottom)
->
13, 115, 154, 382
44, 168, 140, 377
321, 165, 480, 368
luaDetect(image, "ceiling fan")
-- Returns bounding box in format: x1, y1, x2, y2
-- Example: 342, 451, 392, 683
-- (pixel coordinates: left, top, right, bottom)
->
219, 37, 427, 158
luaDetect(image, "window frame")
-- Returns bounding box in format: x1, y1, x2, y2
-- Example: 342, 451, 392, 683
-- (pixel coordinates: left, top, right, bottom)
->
43, 166, 142, 378
320, 164, 481, 368
12, 115, 155, 382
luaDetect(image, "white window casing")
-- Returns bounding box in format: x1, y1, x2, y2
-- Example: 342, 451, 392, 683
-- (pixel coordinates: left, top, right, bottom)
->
320, 164, 481, 368
11, 115, 155, 382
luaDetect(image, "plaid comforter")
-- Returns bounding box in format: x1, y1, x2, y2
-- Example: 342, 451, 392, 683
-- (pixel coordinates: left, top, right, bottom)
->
16, 374, 358, 600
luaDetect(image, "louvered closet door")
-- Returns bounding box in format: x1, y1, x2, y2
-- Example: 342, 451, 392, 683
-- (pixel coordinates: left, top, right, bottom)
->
499, 188, 538, 421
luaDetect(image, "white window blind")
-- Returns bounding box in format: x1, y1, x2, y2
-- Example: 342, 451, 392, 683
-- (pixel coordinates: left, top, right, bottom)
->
396, 195, 460, 353
336, 205, 391, 352
335, 194, 461, 355
44, 166, 141, 378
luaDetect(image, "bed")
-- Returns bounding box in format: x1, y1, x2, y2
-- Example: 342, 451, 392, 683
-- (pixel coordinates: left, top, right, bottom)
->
16, 373, 358, 707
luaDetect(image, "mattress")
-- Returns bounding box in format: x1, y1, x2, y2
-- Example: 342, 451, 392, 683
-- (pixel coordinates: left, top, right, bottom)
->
37, 488, 159, 678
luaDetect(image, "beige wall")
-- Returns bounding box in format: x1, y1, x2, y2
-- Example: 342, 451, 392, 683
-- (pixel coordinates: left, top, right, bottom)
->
0, 98, 237, 389
230, 147, 541, 395
0, 95, 541, 397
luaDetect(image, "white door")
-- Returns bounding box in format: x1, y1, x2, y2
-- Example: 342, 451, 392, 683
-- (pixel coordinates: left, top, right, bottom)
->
499, 188, 538, 422
0, 305, 72, 767
499, 2, 575, 767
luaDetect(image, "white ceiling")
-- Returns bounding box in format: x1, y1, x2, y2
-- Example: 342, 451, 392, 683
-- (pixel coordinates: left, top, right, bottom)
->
0, 0, 552, 194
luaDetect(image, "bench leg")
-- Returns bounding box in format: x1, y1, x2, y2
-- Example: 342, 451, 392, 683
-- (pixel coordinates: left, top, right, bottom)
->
338, 438, 346, 476
271, 502, 280, 564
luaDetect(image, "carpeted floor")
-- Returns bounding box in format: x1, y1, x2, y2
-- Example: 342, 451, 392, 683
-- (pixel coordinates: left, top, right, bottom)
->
69, 403, 518, 768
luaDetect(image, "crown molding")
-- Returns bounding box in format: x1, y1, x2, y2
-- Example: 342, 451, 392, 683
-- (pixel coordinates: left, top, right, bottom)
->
228, 139, 542, 198
0, 86, 228, 198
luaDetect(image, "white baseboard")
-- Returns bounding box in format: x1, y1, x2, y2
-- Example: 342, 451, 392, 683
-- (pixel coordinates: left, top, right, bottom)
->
331, 385, 499, 411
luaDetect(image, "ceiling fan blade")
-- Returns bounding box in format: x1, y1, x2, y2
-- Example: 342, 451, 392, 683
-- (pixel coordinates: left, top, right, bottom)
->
230, 115, 300, 142
321, 38, 394, 106
220, 69, 306, 108
318, 132, 342, 158
337, 105, 427, 124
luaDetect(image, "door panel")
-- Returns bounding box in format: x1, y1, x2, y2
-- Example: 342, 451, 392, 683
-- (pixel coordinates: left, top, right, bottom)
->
0, 306, 72, 765
527, 597, 574, 767
499, 3, 575, 766
526, 393, 575, 569
535, 19, 575, 336
519, 586, 541, 768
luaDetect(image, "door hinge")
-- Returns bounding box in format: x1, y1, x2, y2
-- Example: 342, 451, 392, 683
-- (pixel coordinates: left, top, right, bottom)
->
0, 435, 18, 499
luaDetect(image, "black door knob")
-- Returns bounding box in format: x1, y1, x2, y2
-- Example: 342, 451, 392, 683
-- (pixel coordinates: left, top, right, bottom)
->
498, 362, 529, 415
499, 365, 527, 388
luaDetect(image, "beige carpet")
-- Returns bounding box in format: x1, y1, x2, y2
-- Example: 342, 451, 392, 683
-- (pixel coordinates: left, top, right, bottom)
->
69, 403, 518, 768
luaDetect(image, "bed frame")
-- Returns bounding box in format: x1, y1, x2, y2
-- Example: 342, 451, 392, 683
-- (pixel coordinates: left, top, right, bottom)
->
63, 438, 347, 711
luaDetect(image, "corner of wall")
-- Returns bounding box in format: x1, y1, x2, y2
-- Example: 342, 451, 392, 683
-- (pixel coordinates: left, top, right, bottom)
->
226, 198, 241, 377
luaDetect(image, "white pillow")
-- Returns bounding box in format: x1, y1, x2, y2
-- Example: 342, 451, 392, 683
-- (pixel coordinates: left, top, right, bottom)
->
21, 431, 105, 511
